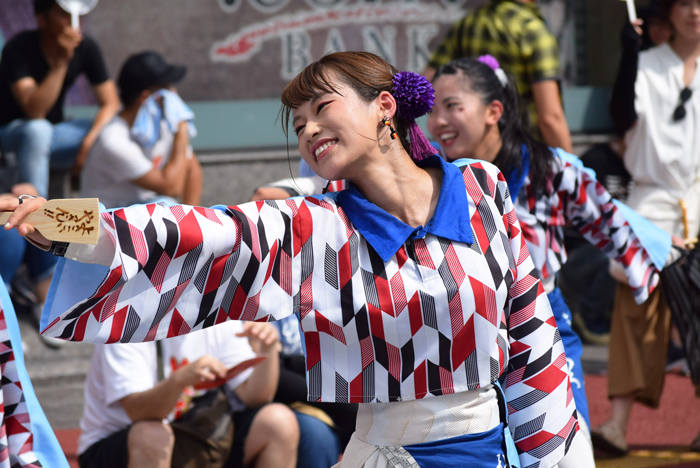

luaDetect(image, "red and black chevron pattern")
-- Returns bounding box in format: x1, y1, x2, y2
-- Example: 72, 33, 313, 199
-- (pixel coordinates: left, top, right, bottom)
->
516, 152, 658, 303
0, 300, 42, 467
47, 160, 575, 468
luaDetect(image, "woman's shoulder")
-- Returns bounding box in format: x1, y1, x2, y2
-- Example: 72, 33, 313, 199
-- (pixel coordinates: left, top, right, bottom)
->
451, 158, 503, 180
638, 43, 678, 73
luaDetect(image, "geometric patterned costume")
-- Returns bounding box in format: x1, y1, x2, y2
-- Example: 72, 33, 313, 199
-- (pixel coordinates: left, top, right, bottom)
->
0, 278, 69, 468
44, 157, 576, 468
515, 148, 661, 304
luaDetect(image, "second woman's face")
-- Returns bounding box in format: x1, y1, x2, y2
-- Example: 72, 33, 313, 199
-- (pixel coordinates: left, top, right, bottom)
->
670, 0, 700, 41
427, 75, 492, 163
292, 78, 381, 182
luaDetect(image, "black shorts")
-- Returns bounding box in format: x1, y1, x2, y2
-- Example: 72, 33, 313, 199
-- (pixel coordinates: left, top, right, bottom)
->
78, 427, 130, 468
226, 406, 263, 468
77, 407, 263, 468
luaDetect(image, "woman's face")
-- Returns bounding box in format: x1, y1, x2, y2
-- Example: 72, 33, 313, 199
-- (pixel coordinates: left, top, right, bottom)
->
292, 77, 383, 182
670, 0, 700, 41
648, 17, 672, 46
427, 74, 496, 162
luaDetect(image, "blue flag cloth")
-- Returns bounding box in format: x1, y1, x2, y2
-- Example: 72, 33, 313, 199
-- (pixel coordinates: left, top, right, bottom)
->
0, 277, 69, 467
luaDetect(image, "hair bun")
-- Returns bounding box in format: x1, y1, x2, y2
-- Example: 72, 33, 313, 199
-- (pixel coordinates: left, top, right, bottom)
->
391, 71, 435, 121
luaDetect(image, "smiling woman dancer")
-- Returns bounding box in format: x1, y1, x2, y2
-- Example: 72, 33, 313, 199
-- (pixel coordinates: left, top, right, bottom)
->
427, 55, 676, 468
4, 52, 576, 468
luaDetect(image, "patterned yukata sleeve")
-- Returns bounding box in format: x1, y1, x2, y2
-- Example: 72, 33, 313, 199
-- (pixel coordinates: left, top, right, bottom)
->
555, 156, 659, 303
44, 199, 307, 343
499, 171, 577, 468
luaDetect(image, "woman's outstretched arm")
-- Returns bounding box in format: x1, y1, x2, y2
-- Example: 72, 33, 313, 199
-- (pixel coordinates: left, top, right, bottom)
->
4, 197, 309, 343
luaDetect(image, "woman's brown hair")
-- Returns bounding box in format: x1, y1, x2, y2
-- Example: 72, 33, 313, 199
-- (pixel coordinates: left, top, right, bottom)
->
280, 52, 411, 155
661, 0, 680, 23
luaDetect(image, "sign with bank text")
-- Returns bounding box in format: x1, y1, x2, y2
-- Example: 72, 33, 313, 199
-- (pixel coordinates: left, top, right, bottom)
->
82, 0, 475, 101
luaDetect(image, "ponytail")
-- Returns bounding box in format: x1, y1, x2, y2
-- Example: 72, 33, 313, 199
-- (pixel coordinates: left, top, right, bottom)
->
433, 57, 554, 195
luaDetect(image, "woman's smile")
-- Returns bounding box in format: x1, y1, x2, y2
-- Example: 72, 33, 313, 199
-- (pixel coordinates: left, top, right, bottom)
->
312, 138, 338, 162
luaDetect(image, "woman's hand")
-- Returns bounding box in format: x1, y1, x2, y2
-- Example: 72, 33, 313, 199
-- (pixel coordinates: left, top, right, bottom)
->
672, 235, 688, 249
236, 322, 280, 353
1, 196, 51, 248
171, 355, 227, 388
608, 259, 628, 284
11, 183, 39, 197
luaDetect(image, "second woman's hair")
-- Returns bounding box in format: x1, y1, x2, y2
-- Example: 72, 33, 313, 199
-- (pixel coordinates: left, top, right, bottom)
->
433, 58, 554, 195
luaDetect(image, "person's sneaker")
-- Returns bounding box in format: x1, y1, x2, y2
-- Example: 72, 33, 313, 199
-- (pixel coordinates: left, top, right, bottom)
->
32, 304, 64, 349
591, 421, 629, 457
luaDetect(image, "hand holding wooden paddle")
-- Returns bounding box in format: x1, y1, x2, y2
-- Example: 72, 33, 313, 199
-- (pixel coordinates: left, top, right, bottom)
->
0, 197, 100, 246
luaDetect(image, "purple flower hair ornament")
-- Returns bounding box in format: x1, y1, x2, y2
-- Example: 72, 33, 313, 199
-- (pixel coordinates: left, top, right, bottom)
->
391, 71, 436, 161
477, 55, 500, 71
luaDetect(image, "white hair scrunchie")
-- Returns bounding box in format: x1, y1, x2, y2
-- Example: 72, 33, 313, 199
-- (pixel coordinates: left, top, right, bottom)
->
494, 68, 508, 88
477, 55, 508, 88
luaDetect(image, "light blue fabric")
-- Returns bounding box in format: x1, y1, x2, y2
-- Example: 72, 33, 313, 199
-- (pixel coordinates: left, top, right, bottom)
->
493, 381, 522, 468
0, 278, 69, 467
336, 156, 474, 262
0, 118, 91, 197
43, 258, 108, 333
43, 202, 231, 332
547, 288, 589, 428
611, 199, 672, 272
553, 147, 672, 271
131, 89, 196, 149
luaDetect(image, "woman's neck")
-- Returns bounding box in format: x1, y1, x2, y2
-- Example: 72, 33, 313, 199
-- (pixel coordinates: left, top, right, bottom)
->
670, 36, 700, 85
467, 124, 503, 164
350, 147, 442, 229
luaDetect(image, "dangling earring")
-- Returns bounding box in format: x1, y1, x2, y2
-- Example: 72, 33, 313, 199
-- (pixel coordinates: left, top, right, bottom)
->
322, 181, 331, 194
381, 116, 398, 140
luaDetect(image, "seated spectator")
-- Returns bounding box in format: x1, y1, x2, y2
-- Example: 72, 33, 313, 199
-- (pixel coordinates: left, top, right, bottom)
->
78, 320, 299, 468
80, 51, 202, 209
0, 0, 119, 198
250, 178, 352, 466
0, 183, 60, 347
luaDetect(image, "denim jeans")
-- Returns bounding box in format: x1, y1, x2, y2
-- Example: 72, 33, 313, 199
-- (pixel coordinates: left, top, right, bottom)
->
0, 228, 57, 289
0, 118, 93, 197
295, 412, 341, 468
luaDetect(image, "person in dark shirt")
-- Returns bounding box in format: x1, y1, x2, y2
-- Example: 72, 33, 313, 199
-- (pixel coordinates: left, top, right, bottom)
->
0, 0, 119, 198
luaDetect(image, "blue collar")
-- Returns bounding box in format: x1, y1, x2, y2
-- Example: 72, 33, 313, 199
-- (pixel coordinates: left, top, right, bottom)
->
336, 155, 474, 262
